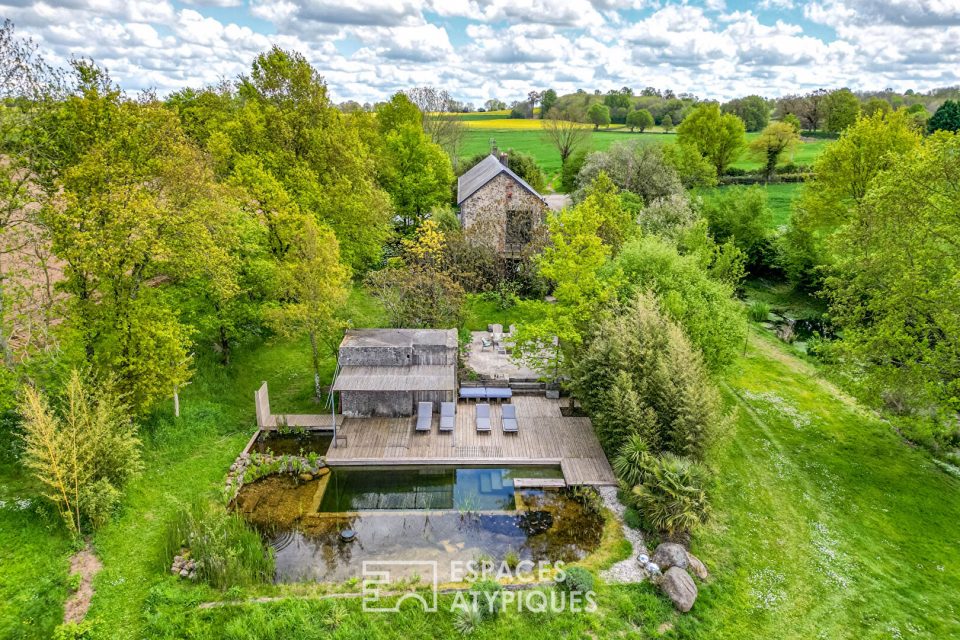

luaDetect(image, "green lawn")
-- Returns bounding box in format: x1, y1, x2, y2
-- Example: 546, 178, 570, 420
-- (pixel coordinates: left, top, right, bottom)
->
4, 291, 958, 639
460, 127, 830, 189
682, 332, 960, 638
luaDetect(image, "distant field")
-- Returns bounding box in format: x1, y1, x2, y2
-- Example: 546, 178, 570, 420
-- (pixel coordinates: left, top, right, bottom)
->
457, 113, 830, 189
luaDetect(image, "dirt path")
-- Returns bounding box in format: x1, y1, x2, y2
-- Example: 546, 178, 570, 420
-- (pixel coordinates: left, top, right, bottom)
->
64, 543, 102, 625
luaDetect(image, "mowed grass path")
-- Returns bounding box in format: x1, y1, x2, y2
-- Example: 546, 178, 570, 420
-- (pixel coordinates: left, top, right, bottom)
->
682, 332, 960, 639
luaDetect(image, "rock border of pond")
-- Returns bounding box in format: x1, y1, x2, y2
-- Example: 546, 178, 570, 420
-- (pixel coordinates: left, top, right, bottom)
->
648, 542, 711, 612
225, 450, 328, 503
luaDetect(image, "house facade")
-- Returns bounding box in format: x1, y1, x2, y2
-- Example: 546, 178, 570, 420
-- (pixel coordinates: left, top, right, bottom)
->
332, 328, 458, 417
456, 152, 548, 257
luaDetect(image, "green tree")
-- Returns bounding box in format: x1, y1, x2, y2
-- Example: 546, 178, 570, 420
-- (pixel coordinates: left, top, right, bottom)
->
543, 107, 590, 165
660, 114, 673, 132
928, 99, 960, 133
626, 109, 654, 132
571, 292, 725, 459
539, 89, 558, 119
862, 97, 892, 117
587, 103, 611, 130
825, 131, 960, 419
748, 121, 800, 181
785, 110, 920, 287
824, 88, 861, 132
376, 93, 454, 232
782, 113, 802, 134
700, 185, 773, 269
265, 218, 349, 400
676, 103, 746, 176
19, 370, 142, 533
721, 95, 769, 131
613, 235, 747, 372
575, 141, 682, 205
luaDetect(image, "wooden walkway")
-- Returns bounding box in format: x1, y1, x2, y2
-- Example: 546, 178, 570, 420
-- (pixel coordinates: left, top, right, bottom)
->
324, 396, 616, 486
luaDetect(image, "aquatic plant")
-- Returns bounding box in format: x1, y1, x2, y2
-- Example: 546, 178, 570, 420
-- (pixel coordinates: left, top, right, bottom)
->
503, 549, 520, 570
162, 500, 274, 589
556, 566, 595, 594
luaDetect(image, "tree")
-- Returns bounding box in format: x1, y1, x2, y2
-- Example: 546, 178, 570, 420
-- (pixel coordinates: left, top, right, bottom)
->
676, 103, 746, 176
749, 121, 800, 181
862, 97, 892, 117
575, 141, 683, 205
406, 86, 467, 157
265, 219, 349, 401
542, 107, 591, 165
825, 131, 960, 420
539, 89, 558, 119
661, 142, 717, 188
626, 109, 654, 132
484, 99, 506, 112
587, 103, 611, 130
571, 292, 725, 459
460, 148, 545, 193
660, 114, 673, 132
613, 235, 747, 372
700, 185, 773, 268
824, 88, 860, 133
367, 264, 464, 329
782, 113, 802, 134
19, 370, 142, 533
928, 99, 960, 133
784, 110, 920, 288
376, 93, 454, 232
721, 95, 769, 131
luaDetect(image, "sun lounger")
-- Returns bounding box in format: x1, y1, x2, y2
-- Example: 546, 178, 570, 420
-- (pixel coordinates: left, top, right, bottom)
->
416, 401, 432, 432
459, 387, 486, 401
486, 387, 513, 401
476, 403, 491, 432
439, 402, 455, 432
502, 403, 518, 433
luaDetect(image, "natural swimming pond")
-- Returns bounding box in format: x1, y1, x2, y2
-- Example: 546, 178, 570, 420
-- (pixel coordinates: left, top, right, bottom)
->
235, 466, 604, 583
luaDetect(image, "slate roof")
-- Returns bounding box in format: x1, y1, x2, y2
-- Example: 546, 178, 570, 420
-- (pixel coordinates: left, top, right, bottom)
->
456, 154, 545, 205
340, 328, 458, 350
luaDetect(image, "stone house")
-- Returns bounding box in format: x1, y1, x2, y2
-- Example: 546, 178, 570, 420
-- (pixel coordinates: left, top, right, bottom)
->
332, 328, 458, 417
456, 151, 548, 257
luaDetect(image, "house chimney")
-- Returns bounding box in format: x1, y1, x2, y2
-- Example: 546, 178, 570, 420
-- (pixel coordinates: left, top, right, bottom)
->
499, 152, 509, 166
491, 141, 498, 157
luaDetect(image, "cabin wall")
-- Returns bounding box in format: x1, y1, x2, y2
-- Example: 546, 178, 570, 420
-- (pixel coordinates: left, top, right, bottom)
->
460, 173, 546, 253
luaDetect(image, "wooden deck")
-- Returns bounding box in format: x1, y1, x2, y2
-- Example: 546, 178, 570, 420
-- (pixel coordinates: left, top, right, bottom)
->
324, 396, 616, 486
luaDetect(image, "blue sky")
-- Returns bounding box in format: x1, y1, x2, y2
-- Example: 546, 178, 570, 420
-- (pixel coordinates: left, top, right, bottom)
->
3, 1, 959, 104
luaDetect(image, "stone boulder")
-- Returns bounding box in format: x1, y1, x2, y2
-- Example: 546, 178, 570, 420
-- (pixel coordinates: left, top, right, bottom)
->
686, 552, 709, 580
659, 567, 698, 612
652, 543, 689, 571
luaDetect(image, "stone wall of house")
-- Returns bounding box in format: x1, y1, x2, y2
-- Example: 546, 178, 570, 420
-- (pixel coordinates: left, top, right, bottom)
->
460, 173, 546, 253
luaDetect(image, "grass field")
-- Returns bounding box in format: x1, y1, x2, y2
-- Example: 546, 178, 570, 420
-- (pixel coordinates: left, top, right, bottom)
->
3, 287, 958, 639
697, 182, 803, 231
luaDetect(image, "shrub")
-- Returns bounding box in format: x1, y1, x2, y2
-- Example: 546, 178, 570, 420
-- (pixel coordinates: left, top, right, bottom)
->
503, 549, 520, 571
572, 292, 728, 459
556, 566, 595, 594
623, 506, 643, 530
612, 434, 655, 487
632, 453, 711, 536
163, 500, 274, 589
748, 301, 771, 323
468, 579, 504, 620
454, 602, 484, 635
18, 370, 142, 533
53, 621, 96, 640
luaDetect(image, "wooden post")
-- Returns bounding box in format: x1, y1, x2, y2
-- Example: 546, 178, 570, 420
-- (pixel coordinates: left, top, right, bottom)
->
174, 385, 180, 418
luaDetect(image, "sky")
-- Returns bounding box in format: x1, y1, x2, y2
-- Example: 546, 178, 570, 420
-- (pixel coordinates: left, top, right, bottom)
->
3, 0, 960, 105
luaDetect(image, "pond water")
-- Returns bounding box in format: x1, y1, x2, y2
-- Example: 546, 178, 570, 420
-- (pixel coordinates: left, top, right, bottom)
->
235, 466, 604, 583
252, 430, 332, 456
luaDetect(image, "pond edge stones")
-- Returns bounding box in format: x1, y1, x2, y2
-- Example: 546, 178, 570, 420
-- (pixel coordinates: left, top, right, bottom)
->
650, 542, 710, 611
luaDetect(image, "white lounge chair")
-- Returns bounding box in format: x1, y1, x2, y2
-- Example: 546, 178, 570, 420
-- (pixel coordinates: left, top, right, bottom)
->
476, 403, 491, 432
416, 401, 432, 432
439, 402, 456, 432
502, 403, 518, 433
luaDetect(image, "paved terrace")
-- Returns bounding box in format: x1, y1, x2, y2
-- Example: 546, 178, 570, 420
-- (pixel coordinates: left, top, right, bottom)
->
324, 396, 616, 486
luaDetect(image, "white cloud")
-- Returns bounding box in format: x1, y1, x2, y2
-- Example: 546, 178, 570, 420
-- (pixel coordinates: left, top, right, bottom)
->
1, 0, 958, 104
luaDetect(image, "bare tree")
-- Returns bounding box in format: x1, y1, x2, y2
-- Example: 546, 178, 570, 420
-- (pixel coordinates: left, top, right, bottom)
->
406, 86, 467, 161
542, 107, 591, 165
